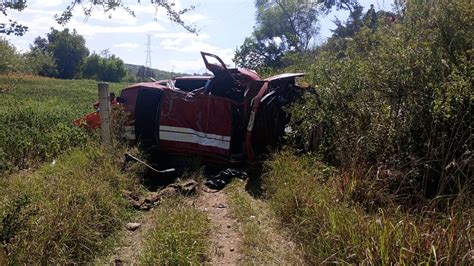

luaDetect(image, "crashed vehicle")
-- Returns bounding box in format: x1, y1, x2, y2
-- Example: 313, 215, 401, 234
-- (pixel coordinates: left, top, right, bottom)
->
155, 75, 213, 92
111, 52, 303, 164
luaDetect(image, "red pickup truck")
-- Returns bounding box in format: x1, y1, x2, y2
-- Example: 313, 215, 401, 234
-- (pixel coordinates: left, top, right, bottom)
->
81, 52, 304, 164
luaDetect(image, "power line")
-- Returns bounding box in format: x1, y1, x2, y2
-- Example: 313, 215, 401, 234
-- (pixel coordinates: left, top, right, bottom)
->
145, 34, 152, 68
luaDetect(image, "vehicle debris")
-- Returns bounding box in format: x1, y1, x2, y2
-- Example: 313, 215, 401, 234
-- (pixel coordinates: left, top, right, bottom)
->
124, 152, 175, 174
123, 180, 198, 210
205, 168, 248, 190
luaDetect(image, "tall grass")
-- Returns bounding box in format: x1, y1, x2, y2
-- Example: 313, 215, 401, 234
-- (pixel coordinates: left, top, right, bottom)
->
227, 181, 303, 264
0, 143, 141, 264
263, 151, 473, 264
140, 197, 210, 264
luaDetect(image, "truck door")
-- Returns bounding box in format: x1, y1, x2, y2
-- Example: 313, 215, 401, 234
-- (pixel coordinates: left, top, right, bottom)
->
135, 88, 163, 148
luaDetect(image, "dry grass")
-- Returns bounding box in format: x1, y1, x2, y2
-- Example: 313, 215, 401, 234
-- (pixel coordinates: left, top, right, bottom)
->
263, 150, 473, 264
226, 180, 304, 265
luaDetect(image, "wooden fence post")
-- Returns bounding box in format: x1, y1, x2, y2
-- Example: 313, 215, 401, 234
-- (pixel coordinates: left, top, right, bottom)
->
98, 82, 111, 145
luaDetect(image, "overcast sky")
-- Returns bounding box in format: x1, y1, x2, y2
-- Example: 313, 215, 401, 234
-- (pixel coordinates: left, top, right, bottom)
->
3, 0, 393, 73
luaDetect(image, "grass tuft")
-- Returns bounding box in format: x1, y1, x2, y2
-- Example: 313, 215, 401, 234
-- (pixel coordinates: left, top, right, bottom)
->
140, 197, 210, 265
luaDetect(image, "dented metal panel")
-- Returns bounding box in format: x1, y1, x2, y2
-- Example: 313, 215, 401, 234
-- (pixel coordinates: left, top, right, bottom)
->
78, 51, 304, 164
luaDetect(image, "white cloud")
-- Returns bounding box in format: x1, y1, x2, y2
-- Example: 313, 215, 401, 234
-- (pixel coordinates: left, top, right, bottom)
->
156, 32, 209, 49
182, 13, 208, 23
160, 40, 235, 66
66, 19, 166, 36
30, 0, 63, 8
114, 42, 140, 48
22, 9, 57, 16
74, 8, 138, 26
167, 58, 205, 73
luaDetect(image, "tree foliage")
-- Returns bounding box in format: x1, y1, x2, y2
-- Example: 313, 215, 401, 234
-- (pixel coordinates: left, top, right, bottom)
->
0, 37, 22, 72
23, 51, 58, 77
1, 0, 197, 36
0, 1, 28, 36
38, 28, 90, 79
83, 53, 126, 82
234, 0, 364, 69
287, 0, 473, 201
234, 0, 321, 69
137, 65, 156, 80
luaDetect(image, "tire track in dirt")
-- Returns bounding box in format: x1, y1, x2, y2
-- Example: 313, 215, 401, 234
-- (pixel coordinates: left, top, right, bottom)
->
196, 188, 243, 265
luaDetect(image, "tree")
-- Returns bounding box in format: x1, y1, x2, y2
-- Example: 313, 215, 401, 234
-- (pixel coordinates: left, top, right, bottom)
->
83, 53, 127, 82
0, 37, 22, 73
24, 51, 58, 77
25, 36, 58, 77
45, 28, 89, 79
235, 0, 364, 69
257, 0, 321, 51
137, 65, 155, 80
234, 36, 286, 69
82, 53, 102, 80
1, 0, 197, 36
0, 1, 28, 36
234, 0, 321, 69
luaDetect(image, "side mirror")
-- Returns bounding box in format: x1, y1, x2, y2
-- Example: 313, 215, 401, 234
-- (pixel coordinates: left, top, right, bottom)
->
116, 96, 127, 104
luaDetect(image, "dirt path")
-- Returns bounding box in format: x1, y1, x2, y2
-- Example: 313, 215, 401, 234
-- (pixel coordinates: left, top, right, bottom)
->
105, 210, 155, 265
196, 188, 243, 265
104, 180, 299, 265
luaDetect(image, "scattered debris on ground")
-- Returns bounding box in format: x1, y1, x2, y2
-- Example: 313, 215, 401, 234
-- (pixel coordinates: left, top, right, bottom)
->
123, 180, 198, 210
205, 168, 248, 190
125, 223, 141, 231
196, 186, 243, 264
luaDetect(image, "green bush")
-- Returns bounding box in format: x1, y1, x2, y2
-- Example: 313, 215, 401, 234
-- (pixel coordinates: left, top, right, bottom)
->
83, 53, 127, 82
287, 0, 472, 202
0, 38, 23, 73
23, 51, 58, 77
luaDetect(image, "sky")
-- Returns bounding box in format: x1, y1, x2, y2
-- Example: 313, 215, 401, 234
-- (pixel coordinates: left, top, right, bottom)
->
3, 0, 394, 74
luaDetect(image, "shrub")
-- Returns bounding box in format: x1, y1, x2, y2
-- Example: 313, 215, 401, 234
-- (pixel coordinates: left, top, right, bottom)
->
287, 0, 472, 202
23, 51, 58, 77
0, 38, 23, 73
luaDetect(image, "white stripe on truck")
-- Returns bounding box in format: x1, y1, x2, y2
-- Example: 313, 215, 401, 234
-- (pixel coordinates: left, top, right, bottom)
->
159, 125, 231, 150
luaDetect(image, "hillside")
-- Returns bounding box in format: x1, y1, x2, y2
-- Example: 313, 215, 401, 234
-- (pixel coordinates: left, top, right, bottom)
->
125, 63, 187, 80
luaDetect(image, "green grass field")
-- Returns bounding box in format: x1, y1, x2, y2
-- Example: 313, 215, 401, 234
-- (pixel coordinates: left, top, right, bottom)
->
0, 75, 138, 263
0, 74, 128, 173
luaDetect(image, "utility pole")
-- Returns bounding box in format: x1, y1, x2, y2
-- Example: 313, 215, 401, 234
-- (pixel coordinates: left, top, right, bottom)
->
145, 34, 152, 68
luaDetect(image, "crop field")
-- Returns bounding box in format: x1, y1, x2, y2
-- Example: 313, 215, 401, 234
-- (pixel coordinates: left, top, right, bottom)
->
0, 74, 128, 173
